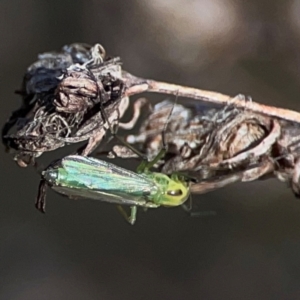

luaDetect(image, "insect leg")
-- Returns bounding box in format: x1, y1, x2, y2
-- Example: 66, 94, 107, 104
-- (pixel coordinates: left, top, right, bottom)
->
35, 179, 48, 213
136, 147, 166, 173
116, 205, 138, 225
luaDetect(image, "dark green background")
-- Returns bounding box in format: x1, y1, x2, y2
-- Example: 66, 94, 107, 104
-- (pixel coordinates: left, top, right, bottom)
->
1, 1, 300, 299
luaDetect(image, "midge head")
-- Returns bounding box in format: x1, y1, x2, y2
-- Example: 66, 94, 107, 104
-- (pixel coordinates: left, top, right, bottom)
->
151, 173, 190, 206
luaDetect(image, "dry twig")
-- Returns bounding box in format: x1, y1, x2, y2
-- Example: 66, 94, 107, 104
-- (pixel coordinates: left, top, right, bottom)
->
123, 71, 300, 124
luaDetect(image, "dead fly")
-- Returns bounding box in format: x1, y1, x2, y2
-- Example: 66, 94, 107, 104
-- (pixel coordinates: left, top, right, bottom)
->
2, 43, 139, 167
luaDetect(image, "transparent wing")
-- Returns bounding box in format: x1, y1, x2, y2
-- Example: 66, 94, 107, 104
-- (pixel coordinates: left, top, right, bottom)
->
58, 155, 158, 201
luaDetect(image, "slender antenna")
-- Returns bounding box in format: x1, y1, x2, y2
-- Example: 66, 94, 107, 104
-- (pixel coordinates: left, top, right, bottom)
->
139, 92, 180, 171
161, 90, 179, 151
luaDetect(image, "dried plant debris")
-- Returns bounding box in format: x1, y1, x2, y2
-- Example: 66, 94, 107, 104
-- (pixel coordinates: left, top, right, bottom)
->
2, 43, 129, 166
4, 41, 300, 200
111, 99, 300, 197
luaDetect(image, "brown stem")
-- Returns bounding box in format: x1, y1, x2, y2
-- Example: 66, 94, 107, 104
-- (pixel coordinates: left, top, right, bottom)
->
123, 71, 300, 124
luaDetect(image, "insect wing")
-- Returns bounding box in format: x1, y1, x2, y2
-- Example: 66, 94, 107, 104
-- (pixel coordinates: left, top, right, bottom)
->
55, 155, 158, 206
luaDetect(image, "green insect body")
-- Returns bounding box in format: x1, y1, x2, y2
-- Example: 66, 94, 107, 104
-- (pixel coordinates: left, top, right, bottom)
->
36, 155, 190, 224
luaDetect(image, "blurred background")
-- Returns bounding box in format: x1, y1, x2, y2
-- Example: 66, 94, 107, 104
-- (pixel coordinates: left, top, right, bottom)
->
1, 0, 300, 299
